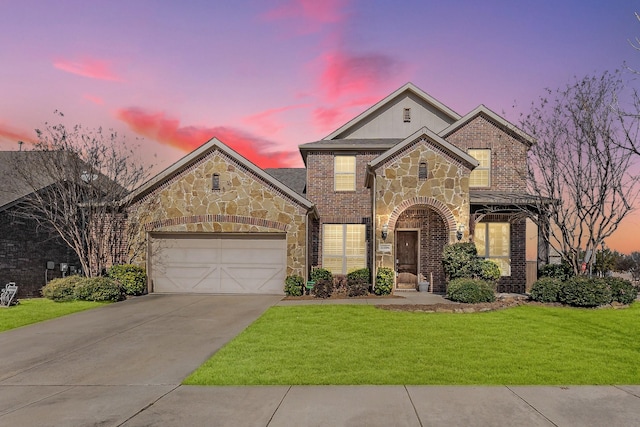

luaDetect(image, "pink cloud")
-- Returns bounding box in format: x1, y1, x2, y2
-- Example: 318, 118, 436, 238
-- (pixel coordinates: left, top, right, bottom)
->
0, 123, 35, 144
243, 104, 309, 136
262, 0, 348, 33
320, 51, 403, 102
116, 108, 297, 168
83, 94, 104, 105
53, 57, 123, 81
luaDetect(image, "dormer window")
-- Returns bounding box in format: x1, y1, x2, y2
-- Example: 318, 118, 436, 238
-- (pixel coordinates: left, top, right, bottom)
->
212, 173, 220, 191
403, 108, 411, 122
419, 162, 428, 180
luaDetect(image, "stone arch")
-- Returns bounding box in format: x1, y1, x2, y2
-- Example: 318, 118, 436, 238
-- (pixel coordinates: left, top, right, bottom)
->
388, 196, 456, 233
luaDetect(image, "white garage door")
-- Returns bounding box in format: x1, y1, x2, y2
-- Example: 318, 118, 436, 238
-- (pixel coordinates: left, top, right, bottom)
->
150, 234, 286, 294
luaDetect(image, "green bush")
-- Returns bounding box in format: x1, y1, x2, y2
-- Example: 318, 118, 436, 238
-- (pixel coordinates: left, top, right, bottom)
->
284, 275, 304, 296
539, 263, 573, 281
446, 278, 496, 303
559, 277, 612, 307
311, 268, 333, 282
477, 259, 501, 282
42, 276, 84, 302
312, 279, 333, 299
346, 268, 370, 283
442, 243, 478, 280
374, 267, 394, 296
74, 277, 125, 302
606, 277, 638, 305
108, 264, 147, 296
530, 277, 563, 303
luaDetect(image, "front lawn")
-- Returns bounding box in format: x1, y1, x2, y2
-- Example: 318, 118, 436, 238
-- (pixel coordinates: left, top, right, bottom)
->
0, 298, 107, 332
184, 303, 640, 385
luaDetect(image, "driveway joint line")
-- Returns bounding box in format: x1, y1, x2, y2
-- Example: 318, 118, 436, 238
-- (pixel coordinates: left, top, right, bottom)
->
614, 384, 640, 399
0, 385, 75, 418
116, 384, 181, 427
506, 385, 558, 426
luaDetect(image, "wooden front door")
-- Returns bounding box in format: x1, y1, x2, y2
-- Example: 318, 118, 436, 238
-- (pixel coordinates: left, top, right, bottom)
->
396, 230, 418, 289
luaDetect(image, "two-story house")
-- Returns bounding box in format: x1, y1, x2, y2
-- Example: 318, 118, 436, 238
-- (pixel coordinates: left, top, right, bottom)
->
125, 83, 541, 294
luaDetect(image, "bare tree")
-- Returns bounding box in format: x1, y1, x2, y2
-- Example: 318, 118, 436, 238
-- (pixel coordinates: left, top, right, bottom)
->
5, 112, 151, 276
521, 71, 639, 275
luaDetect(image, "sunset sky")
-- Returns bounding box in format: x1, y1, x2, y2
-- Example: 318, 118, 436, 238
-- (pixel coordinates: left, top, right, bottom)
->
1, 0, 639, 254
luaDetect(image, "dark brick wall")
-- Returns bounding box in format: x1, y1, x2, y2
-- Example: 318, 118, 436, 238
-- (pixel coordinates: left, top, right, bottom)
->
445, 115, 528, 192
477, 214, 527, 293
0, 210, 79, 298
396, 206, 448, 292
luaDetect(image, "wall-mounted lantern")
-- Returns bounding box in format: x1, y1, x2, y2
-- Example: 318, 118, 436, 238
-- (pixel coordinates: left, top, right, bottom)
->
456, 224, 465, 241
381, 223, 389, 241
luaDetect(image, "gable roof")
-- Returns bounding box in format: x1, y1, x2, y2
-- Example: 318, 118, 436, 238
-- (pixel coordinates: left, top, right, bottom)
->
439, 104, 535, 147
323, 83, 462, 141
368, 127, 480, 171
125, 138, 314, 210
265, 168, 306, 196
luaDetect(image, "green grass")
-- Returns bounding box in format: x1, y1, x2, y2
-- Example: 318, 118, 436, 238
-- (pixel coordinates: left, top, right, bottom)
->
184, 303, 640, 385
0, 298, 107, 332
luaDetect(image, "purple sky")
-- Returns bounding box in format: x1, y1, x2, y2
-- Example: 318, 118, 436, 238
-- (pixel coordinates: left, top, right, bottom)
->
1, 0, 639, 253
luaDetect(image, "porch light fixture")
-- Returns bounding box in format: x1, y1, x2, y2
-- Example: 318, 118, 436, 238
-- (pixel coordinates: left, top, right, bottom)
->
456, 224, 465, 241
381, 223, 389, 241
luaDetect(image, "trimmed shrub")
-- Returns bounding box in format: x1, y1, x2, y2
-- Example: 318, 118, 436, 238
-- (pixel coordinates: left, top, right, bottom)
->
530, 277, 563, 303
346, 278, 369, 297
447, 278, 496, 303
346, 268, 370, 283
442, 243, 478, 280
374, 267, 394, 296
477, 259, 501, 282
311, 268, 333, 283
74, 277, 125, 302
108, 264, 147, 296
42, 276, 84, 302
559, 277, 612, 307
284, 275, 304, 296
539, 263, 573, 281
606, 277, 638, 305
333, 274, 348, 294
312, 279, 333, 299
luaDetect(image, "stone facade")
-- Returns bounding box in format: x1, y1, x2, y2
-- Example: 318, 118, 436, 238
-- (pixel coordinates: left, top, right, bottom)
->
373, 137, 473, 288
127, 149, 309, 278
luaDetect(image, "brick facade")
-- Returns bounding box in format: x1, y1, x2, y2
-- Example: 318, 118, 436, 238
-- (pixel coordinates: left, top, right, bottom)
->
445, 115, 528, 192
0, 210, 79, 298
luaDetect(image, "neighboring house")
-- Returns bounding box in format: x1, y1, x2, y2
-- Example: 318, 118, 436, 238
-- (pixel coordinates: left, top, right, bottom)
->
0, 152, 79, 297
126, 83, 544, 295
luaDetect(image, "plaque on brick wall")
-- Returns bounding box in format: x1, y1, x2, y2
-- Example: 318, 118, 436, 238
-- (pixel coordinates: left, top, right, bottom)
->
378, 243, 392, 253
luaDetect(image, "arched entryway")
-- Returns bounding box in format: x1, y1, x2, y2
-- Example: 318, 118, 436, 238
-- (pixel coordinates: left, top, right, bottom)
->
394, 205, 449, 292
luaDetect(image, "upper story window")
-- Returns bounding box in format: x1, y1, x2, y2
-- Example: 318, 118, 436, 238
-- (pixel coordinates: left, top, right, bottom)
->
418, 162, 428, 180
403, 108, 411, 122
334, 155, 356, 191
468, 149, 491, 187
212, 173, 220, 191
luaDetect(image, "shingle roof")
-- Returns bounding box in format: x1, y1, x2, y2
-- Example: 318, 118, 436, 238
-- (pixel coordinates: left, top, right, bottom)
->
470, 191, 552, 205
0, 151, 58, 210
264, 168, 307, 196
299, 138, 402, 150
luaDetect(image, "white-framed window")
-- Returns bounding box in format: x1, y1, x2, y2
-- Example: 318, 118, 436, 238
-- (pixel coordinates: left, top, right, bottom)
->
474, 222, 511, 276
334, 156, 356, 191
322, 224, 366, 274
403, 108, 411, 122
468, 148, 491, 187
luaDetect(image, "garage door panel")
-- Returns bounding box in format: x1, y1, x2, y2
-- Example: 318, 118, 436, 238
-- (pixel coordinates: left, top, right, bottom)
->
150, 235, 286, 294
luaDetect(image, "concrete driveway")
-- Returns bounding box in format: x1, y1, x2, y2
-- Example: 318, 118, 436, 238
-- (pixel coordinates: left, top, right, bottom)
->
0, 294, 281, 426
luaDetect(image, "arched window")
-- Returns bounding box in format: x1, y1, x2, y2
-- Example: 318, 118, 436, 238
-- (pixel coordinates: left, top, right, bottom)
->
418, 162, 428, 180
